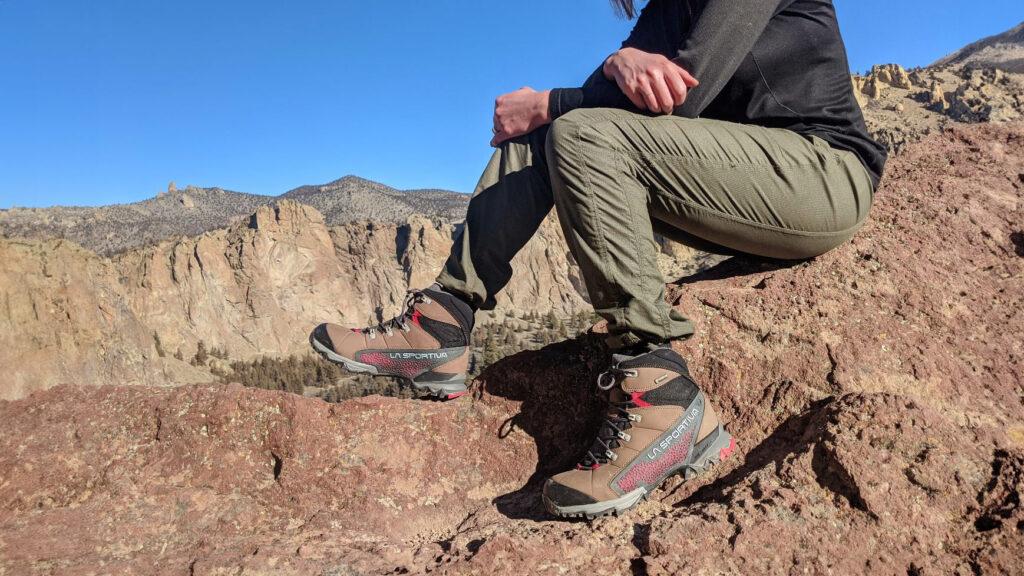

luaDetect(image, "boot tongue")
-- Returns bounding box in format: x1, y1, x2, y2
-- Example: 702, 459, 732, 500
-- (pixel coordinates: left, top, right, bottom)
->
607, 385, 628, 404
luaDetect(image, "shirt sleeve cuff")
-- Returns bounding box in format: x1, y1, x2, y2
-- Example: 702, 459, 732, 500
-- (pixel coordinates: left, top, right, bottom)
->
549, 88, 584, 121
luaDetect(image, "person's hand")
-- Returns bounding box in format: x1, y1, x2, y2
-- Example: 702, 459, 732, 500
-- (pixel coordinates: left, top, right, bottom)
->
491, 87, 552, 146
603, 47, 699, 114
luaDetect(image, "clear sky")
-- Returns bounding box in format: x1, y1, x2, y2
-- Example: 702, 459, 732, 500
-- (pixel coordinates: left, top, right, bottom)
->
1, 0, 1022, 208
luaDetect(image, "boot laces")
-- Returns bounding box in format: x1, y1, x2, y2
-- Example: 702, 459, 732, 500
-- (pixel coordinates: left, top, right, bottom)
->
578, 365, 641, 470
363, 289, 430, 339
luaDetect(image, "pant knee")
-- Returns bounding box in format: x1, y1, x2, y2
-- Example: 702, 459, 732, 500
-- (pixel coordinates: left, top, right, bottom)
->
544, 111, 583, 180
545, 109, 610, 206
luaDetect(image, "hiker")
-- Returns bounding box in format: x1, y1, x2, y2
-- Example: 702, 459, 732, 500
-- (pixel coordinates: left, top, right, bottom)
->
311, 0, 886, 518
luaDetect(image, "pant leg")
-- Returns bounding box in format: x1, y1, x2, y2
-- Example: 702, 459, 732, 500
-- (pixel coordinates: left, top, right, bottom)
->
545, 108, 874, 349
435, 126, 554, 310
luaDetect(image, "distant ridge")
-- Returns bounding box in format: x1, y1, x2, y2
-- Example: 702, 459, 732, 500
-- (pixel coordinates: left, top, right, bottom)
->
0, 177, 468, 256
280, 175, 468, 224
932, 21, 1024, 73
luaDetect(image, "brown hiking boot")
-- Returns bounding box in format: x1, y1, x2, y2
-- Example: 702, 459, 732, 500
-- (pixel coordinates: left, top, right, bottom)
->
310, 284, 475, 399
542, 345, 735, 518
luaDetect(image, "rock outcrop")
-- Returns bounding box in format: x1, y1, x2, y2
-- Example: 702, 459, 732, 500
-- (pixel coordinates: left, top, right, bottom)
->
854, 63, 1024, 154
2, 121, 1021, 575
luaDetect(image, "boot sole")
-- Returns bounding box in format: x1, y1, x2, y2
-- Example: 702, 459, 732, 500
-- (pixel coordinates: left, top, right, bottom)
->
310, 335, 468, 400
543, 427, 736, 520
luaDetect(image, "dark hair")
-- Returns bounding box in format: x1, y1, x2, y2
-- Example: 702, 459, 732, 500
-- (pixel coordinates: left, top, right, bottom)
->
610, 0, 638, 18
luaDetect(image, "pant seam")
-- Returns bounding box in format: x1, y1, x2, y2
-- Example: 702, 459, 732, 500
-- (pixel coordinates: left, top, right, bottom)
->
576, 124, 676, 342
652, 190, 867, 238
587, 115, 830, 171
573, 118, 613, 312
614, 146, 670, 340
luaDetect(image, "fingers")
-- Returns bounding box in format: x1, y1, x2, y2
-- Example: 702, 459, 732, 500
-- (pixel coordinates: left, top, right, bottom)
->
638, 78, 661, 113
650, 73, 675, 114
623, 81, 648, 111
665, 67, 689, 107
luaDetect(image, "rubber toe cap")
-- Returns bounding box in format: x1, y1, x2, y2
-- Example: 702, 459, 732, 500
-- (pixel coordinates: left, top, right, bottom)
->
542, 478, 598, 507
311, 323, 335, 352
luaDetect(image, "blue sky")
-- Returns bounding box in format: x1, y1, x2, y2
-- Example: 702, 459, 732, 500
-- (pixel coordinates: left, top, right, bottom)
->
1, 0, 1022, 208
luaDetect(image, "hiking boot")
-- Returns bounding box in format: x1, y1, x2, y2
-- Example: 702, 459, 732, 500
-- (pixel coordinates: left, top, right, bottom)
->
310, 284, 475, 399
542, 345, 735, 519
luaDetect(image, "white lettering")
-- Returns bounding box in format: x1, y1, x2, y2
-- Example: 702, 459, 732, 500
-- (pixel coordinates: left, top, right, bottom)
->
386, 351, 450, 360
647, 407, 700, 460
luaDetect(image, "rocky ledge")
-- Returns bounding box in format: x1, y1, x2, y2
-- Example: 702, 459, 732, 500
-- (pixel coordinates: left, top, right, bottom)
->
1, 122, 1023, 575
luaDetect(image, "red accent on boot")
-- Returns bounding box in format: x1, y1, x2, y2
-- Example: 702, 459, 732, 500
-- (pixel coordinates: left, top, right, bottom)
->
445, 390, 467, 400
720, 437, 736, 461
631, 392, 653, 407
411, 310, 423, 326
352, 328, 361, 333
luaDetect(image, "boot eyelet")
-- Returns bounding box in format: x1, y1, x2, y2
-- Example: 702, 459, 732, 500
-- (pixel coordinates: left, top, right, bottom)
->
626, 370, 638, 378
402, 324, 411, 332
385, 329, 393, 337
422, 297, 432, 303
617, 431, 631, 442
605, 450, 618, 462
629, 414, 642, 423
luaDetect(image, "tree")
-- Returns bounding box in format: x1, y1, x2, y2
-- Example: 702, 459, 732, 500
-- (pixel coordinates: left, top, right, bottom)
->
546, 309, 559, 329
483, 326, 501, 366
556, 318, 569, 339
193, 341, 209, 366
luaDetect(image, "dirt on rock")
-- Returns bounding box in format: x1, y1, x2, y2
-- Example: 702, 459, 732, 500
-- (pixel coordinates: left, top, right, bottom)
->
1, 122, 1023, 574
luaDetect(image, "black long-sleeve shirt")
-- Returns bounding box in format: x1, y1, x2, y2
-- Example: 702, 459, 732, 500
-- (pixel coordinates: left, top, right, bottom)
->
549, 0, 887, 188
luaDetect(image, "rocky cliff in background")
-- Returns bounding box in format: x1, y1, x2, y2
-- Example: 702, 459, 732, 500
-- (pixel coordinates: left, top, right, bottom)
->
2, 121, 1021, 575
0, 200, 710, 400
0, 176, 470, 257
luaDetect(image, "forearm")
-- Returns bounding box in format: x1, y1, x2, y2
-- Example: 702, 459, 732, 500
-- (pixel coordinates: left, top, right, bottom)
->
549, 66, 638, 121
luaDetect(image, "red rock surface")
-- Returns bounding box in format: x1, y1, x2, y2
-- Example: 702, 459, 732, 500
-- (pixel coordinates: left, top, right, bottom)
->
2, 122, 1023, 575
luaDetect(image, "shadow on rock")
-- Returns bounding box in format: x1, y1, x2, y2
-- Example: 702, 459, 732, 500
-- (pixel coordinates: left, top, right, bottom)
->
474, 335, 611, 521
672, 254, 799, 286
678, 397, 835, 507
1010, 231, 1024, 258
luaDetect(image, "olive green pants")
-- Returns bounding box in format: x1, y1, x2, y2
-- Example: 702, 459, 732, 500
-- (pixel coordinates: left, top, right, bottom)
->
436, 108, 874, 349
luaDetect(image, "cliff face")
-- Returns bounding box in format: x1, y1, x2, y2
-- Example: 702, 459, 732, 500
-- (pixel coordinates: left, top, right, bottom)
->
1, 122, 1021, 575
3, 200, 710, 399
117, 201, 593, 364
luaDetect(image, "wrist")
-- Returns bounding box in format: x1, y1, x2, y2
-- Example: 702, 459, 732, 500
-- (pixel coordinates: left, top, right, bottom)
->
603, 51, 619, 80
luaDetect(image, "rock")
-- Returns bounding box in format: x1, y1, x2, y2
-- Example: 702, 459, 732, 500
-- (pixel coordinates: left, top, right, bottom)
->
872, 63, 913, 89
1, 121, 1022, 574
929, 80, 948, 109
